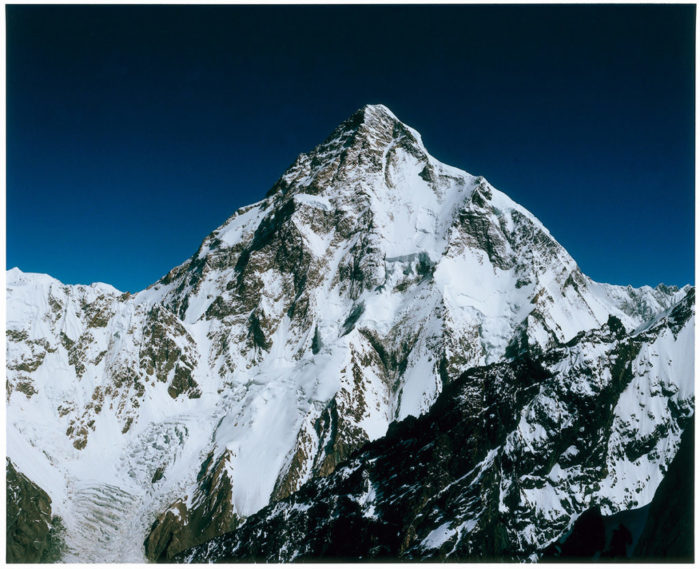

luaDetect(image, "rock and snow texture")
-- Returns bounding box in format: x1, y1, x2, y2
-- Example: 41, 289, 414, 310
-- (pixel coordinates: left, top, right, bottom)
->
180, 291, 694, 562
5, 104, 693, 561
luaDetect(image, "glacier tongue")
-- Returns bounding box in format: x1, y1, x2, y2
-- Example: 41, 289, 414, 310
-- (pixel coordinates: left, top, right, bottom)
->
5, 104, 692, 561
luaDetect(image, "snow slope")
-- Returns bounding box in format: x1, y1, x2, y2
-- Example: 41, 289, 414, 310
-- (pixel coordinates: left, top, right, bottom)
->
179, 290, 694, 562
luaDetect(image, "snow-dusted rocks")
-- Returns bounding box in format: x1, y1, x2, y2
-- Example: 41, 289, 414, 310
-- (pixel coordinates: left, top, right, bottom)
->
179, 290, 694, 562
6, 105, 693, 562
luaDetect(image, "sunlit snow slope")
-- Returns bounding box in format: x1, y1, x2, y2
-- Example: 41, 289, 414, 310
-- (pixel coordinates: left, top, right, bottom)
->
179, 290, 694, 562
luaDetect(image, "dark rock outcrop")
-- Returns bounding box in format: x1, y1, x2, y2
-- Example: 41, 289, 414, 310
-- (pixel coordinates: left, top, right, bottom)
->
633, 417, 694, 562
144, 450, 240, 562
6, 459, 63, 563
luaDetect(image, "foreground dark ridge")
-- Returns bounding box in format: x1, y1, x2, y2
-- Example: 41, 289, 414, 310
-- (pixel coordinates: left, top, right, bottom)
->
178, 290, 694, 563
541, 417, 693, 562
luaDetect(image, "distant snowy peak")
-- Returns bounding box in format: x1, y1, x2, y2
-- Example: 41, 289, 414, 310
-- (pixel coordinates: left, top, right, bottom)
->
7, 266, 122, 296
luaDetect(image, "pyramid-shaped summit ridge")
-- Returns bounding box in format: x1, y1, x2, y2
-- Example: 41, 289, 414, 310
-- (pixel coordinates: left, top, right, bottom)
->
342, 103, 399, 129
361, 102, 397, 117
273, 103, 430, 196
308, 103, 425, 161
347, 103, 401, 129
338, 103, 424, 147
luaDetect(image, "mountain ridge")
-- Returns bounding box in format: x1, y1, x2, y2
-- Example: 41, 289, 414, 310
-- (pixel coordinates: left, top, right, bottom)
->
178, 289, 694, 562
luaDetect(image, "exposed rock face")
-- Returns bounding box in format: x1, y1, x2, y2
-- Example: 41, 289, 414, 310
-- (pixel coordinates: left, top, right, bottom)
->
178, 290, 694, 562
633, 416, 694, 561
6, 104, 692, 561
144, 451, 239, 561
6, 459, 64, 563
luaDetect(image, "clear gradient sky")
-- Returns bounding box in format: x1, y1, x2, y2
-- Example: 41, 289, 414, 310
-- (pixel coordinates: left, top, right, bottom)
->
6, 4, 695, 292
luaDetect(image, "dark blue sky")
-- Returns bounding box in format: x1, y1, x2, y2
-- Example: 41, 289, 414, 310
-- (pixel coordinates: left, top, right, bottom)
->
7, 5, 694, 292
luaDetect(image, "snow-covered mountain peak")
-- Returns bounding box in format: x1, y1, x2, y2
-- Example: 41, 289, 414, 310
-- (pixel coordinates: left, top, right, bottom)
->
269, 104, 437, 200
337, 103, 421, 146
6, 105, 693, 563
359, 102, 397, 119
7, 266, 123, 296
8, 266, 58, 287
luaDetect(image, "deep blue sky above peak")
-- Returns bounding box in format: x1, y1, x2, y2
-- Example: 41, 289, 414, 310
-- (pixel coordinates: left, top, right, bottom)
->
6, 4, 694, 292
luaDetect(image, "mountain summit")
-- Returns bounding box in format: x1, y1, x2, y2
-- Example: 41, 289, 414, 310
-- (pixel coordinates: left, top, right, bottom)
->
320, 103, 420, 150
6, 105, 693, 562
